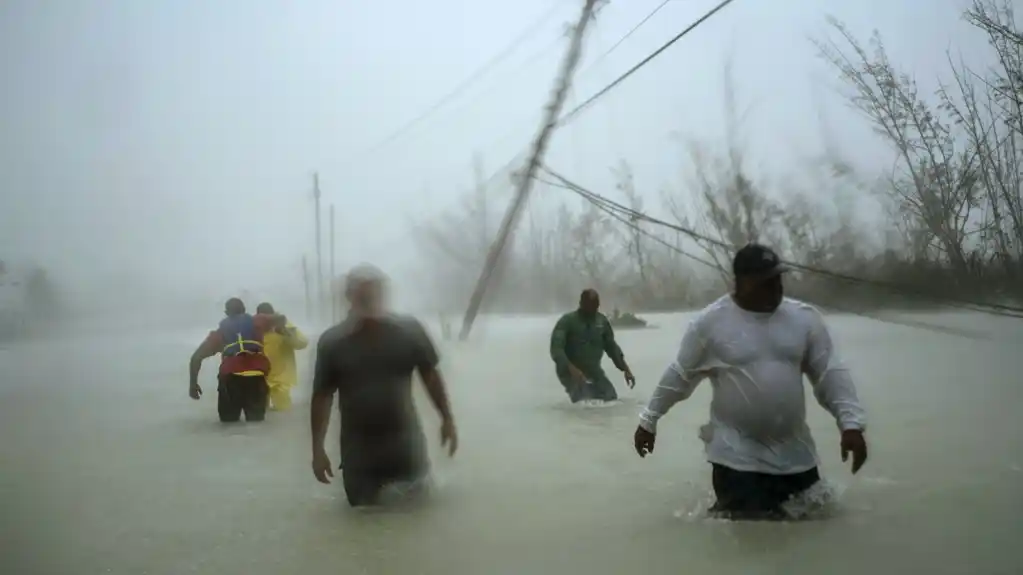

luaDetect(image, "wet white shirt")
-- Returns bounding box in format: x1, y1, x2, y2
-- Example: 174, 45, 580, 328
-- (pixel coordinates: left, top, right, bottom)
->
639, 296, 866, 475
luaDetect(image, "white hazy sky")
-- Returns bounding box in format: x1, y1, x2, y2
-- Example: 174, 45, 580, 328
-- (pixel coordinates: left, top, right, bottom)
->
0, 0, 993, 310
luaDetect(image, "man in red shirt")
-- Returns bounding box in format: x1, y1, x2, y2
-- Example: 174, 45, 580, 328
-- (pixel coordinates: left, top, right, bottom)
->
188, 297, 286, 422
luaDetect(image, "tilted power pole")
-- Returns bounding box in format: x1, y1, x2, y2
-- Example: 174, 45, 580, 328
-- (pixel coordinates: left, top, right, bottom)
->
458, 0, 602, 341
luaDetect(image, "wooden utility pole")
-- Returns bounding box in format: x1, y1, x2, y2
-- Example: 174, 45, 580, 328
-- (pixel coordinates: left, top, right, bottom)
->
458, 0, 600, 341
329, 204, 337, 323
301, 255, 311, 322
313, 173, 324, 320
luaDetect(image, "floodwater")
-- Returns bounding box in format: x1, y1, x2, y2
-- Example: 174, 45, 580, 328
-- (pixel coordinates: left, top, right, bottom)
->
2, 310, 1022, 575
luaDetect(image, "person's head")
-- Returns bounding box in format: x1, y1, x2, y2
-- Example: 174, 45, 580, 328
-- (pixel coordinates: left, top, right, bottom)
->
732, 243, 787, 313
255, 302, 275, 315
578, 288, 600, 316
345, 263, 389, 319
224, 297, 246, 317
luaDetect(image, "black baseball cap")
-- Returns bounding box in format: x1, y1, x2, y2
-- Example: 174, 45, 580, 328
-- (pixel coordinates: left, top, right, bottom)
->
732, 243, 789, 278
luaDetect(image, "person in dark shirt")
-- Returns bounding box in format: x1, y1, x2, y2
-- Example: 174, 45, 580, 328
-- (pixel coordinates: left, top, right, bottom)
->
310, 264, 458, 507
550, 289, 635, 403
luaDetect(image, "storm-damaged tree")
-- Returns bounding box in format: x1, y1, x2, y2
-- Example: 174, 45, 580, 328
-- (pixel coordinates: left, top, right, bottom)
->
410, 154, 496, 311
938, 0, 1023, 290
566, 200, 612, 292
816, 3, 1023, 299
521, 195, 582, 311
816, 20, 981, 279
612, 160, 652, 299
666, 66, 784, 288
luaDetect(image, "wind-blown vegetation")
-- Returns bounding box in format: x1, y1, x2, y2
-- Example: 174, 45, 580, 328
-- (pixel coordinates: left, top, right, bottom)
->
415, 0, 1023, 315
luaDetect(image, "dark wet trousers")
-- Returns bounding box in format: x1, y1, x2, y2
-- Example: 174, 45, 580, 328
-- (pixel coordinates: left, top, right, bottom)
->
710, 463, 820, 520
340, 436, 429, 507
559, 373, 618, 403
217, 374, 269, 423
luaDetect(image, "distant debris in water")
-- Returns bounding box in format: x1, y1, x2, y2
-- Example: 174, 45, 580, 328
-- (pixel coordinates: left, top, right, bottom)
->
609, 308, 651, 330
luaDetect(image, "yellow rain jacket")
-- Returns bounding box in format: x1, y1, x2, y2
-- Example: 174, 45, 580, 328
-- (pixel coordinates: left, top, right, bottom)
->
262, 323, 309, 411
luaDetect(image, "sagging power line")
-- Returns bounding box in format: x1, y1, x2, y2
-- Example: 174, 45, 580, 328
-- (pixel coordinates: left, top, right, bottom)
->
340, 3, 566, 167
536, 171, 994, 340
578, 0, 676, 79
558, 0, 740, 128
539, 165, 1023, 321
434, 0, 677, 189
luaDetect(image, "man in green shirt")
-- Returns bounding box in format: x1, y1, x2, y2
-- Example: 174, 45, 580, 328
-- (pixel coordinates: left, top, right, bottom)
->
550, 289, 636, 403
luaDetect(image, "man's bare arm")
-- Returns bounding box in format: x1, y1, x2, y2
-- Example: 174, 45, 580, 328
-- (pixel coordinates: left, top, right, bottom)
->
419, 365, 454, 423
189, 334, 219, 386
310, 332, 338, 454
601, 320, 630, 373
409, 319, 453, 422
310, 391, 334, 454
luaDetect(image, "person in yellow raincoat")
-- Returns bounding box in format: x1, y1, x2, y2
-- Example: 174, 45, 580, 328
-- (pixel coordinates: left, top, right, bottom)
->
256, 302, 309, 411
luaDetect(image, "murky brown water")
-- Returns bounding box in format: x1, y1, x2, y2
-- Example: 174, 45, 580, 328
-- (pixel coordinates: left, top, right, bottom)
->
2, 310, 1022, 575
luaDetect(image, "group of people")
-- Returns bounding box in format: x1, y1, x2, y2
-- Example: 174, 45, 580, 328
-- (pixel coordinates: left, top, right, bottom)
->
187, 265, 457, 508
188, 243, 869, 520
188, 299, 308, 422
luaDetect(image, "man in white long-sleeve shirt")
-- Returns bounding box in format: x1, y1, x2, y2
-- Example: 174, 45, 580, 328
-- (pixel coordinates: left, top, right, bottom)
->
634, 243, 868, 520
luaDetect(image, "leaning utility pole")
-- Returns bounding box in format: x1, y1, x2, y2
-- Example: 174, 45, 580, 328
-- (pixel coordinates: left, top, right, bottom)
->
458, 0, 601, 341
313, 173, 324, 320
329, 204, 337, 323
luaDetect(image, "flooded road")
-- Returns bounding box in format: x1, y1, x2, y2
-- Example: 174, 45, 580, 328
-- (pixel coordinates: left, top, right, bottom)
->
2, 310, 1023, 575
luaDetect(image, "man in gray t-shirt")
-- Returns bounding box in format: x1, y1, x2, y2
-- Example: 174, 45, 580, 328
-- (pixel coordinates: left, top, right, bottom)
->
310, 264, 458, 507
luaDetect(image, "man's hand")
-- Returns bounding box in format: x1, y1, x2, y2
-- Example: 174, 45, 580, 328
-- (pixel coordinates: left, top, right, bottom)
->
189, 382, 202, 400
840, 429, 868, 474
624, 369, 636, 389
634, 425, 655, 457
312, 449, 334, 484
440, 418, 458, 457
568, 364, 586, 382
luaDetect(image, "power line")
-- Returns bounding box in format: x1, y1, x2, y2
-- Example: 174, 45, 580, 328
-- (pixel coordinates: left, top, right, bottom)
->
423, 34, 567, 137
558, 0, 740, 128
540, 172, 993, 339
464, 0, 737, 202
549, 167, 1023, 318
535, 175, 720, 270
458, 0, 687, 193
343, 3, 565, 164
569, 0, 676, 171
540, 165, 1023, 319
578, 0, 675, 78
352, 0, 661, 180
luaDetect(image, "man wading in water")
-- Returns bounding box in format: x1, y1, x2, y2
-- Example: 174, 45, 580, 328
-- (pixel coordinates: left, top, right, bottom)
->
310, 264, 458, 506
634, 244, 868, 520
550, 289, 636, 403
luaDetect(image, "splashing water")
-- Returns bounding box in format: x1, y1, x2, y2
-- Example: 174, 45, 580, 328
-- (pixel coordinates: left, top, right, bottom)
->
673, 479, 846, 522
574, 399, 620, 409
373, 474, 438, 507
780, 479, 845, 520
